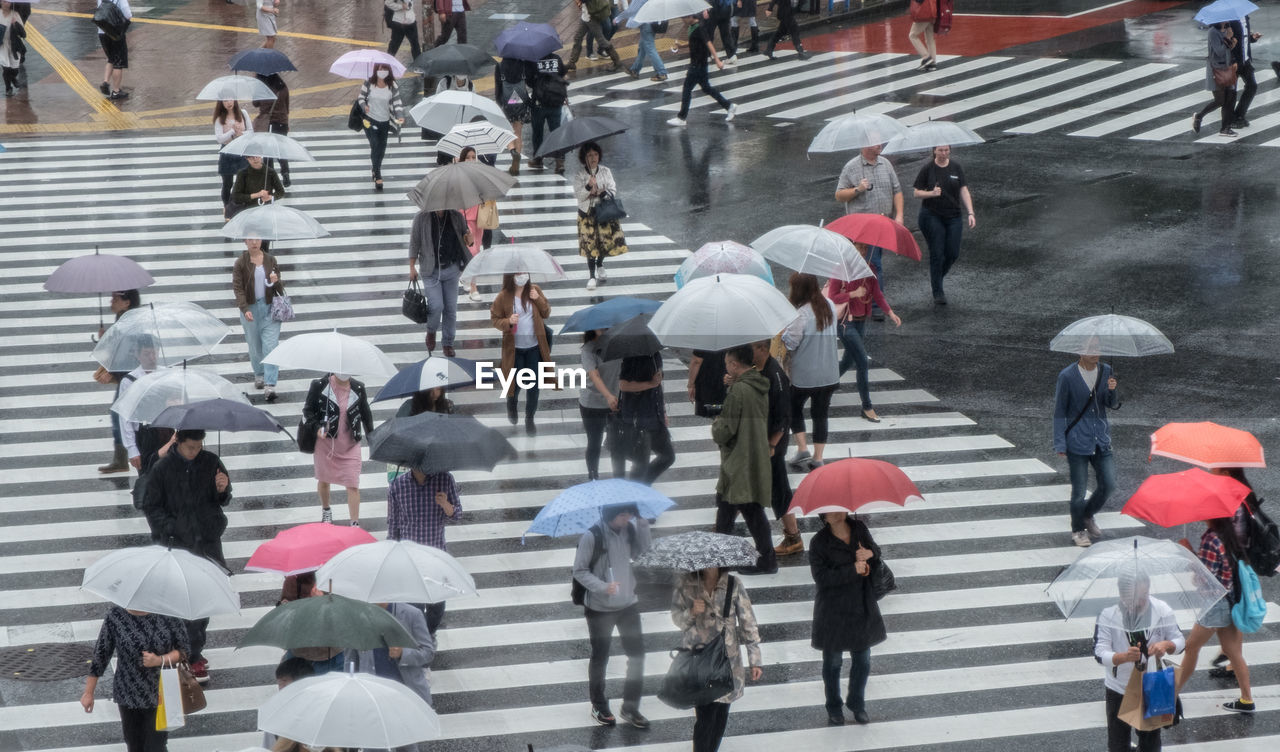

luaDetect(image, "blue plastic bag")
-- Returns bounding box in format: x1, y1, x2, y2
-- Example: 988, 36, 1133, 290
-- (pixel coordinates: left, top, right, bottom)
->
1231, 562, 1267, 633
1142, 662, 1177, 718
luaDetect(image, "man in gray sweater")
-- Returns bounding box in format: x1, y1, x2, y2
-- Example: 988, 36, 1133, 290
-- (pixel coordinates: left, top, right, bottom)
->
573, 503, 651, 729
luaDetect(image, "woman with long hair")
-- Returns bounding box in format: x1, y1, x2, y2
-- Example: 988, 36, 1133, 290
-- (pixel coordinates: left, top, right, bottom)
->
303, 373, 375, 525
213, 99, 252, 219
825, 243, 902, 423
357, 62, 405, 190
490, 272, 550, 433
782, 273, 839, 472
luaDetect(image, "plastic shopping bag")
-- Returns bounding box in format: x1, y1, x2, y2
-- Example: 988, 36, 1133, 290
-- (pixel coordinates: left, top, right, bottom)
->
155, 663, 186, 730
1142, 662, 1177, 718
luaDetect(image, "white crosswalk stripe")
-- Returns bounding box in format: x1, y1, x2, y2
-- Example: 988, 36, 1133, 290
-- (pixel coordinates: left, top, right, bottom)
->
0, 128, 1273, 752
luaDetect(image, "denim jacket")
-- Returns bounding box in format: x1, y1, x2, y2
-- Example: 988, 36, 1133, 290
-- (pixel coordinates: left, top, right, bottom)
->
1052, 362, 1121, 455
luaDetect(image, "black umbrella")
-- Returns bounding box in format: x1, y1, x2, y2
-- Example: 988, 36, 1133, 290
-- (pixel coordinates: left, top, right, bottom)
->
369, 412, 515, 475
409, 44, 495, 76
532, 115, 630, 158
151, 398, 285, 433
228, 48, 297, 75
595, 314, 661, 361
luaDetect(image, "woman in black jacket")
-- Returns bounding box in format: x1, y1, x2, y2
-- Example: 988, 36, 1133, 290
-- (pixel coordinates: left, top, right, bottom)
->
809, 512, 887, 726
303, 374, 374, 525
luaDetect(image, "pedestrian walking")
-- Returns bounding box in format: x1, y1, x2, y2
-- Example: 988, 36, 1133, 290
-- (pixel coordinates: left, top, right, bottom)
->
708, 0, 738, 63
629, 17, 669, 81
912, 145, 975, 305
1094, 569, 1184, 752
386, 467, 461, 634
303, 373, 374, 525
408, 207, 471, 355
230, 155, 285, 221
732, 0, 759, 57
385, 0, 421, 61
93, 289, 141, 474
455, 146, 487, 302
688, 349, 728, 418
749, 339, 799, 557
572, 504, 651, 728
81, 606, 190, 752
0, 1, 25, 97
1175, 517, 1257, 714
712, 345, 778, 574
809, 511, 886, 726
907, 0, 938, 71
256, 0, 279, 48
527, 50, 569, 173
252, 73, 292, 187
763, 0, 809, 61
95, 0, 132, 100
782, 273, 839, 471
355, 602, 436, 705
1052, 351, 1120, 547
231, 237, 285, 402
433, 0, 468, 46
357, 63, 405, 190
213, 99, 252, 220
834, 143, 903, 319
824, 246, 901, 423
667, 12, 737, 127
490, 273, 551, 433
618, 352, 675, 484
138, 429, 232, 684
573, 142, 629, 290
494, 56, 534, 175
580, 330, 627, 480
1193, 21, 1240, 137
1228, 13, 1261, 128
565, 0, 628, 75
671, 568, 763, 751
118, 337, 173, 475
584, 0, 619, 62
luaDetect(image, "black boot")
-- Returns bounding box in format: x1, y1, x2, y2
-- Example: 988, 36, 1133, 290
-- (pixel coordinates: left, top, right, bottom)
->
731, 27, 740, 54
796, 44, 811, 61
748, 27, 760, 55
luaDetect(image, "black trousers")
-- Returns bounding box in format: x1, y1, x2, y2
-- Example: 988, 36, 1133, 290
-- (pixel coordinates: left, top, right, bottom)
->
388, 21, 422, 59
714, 495, 777, 571
434, 11, 467, 45
585, 604, 645, 713
1105, 687, 1161, 752
119, 705, 167, 752
186, 617, 209, 662
766, 12, 803, 55
789, 384, 836, 444
627, 424, 675, 485
769, 432, 793, 519
1196, 85, 1237, 132
580, 405, 627, 480
693, 701, 732, 752
267, 122, 290, 180
711, 9, 737, 58
1234, 60, 1257, 121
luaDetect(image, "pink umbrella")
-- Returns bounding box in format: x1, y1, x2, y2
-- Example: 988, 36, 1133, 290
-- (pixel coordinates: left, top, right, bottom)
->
330, 50, 406, 80
246, 523, 377, 576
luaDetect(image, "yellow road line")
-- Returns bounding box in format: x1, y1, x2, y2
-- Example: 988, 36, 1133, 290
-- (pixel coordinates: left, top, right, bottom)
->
133, 79, 369, 117
31, 9, 385, 47
22, 24, 136, 130
0, 105, 350, 135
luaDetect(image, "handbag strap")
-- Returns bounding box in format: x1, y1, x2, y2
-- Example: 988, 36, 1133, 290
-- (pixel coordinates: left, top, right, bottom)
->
721, 574, 735, 621
1064, 370, 1101, 439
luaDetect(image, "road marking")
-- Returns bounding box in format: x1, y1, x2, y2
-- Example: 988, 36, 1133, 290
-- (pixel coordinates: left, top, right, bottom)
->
31, 9, 386, 47
20, 25, 133, 130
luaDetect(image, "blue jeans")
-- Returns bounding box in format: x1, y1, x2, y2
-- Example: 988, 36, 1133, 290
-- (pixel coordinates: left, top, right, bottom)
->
364, 119, 390, 178
1067, 448, 1115, 533
868, 246, 884, 313
240, 298, 281, 386
507, 345, 541, 418
631, 24, 668, 77
919, 207, 963, 299
837, 320, 872, 409
530, 104, 563, 158
422, 263, 462, 347
822, 648, 871, 712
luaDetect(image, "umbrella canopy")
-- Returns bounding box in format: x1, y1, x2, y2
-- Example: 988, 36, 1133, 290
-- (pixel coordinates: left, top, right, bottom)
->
807, 112, 910, 153
407, 161, 517, 212
751, 225, 876, 281
151, 397, 284, 433
373, 356, 481, 402
221, 132, 315, 162
410, 44, 495, 76
633, 0, 710, 22
245, 523, 377, 576
258, 672, 441, 749
437, 121, 517, 158
316, 540, 478, 604
633, 531, 759, 572
595, 314, 662, 361
526, 479, 676, 539
674, 241, 773, 289
228, 47, 296, 75
824, 213, 923, 261
329, 49, 405, 80
1150, 422, 1264, 469
882, 120, 984, 154
1049, 314, 1174, 357
650, 273, 798, 351
787, 458, 924, 516
262, 330, 398, 378
1121, 469, 1252, 528
457, 243, 565, 283
220, 203, 330, 241
93, 302, 231, 372
494, 22, 562, 61
368, 412, 515, 474
197, 75, 276, 102
110, 367, 251, 424
82, 545, 240, 620
44, 247, 154, 294
1195, 0, 1258, 26
561, 296, 662, 335
410, 90, 511, 134
533, 115, 630, 158
238, 592, 416, 650
1046, 536, 1228, 631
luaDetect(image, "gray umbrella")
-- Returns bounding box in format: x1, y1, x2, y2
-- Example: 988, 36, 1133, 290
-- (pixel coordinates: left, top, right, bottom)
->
595, 314, 660, 361
406, 161, 517, 212
409, 44, 495, 76
368, 412, 515, 474
632, 531, 759, 572
44, 246, 155, 335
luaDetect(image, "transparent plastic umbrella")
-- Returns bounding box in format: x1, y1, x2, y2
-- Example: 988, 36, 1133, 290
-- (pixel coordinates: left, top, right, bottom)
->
632, 0, 710, 22
258, 672, 440, 748
458, 243, 565, 283
882, 120, 984, 155
220, 203, 329, 241
1049, 314, 1174, 357
808, 112, 910, 153
649, 273, 798, 351
110, 367, 251, 425
406, 161, 517, 212
196, 74, 276, 102
752, 225, 874, 282
436, 122, 517, 158
221, 132, 315, 162
409, 90, 510, 134
675, 241, 773, 289
92, 301, 230, 372
263, 330, 398, 379
329, 49, 405, 80
316, 540, 478, 604
82, 545, 240, 620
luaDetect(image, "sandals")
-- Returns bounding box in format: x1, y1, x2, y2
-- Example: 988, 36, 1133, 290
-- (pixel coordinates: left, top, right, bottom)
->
1209, 666, 1235, 679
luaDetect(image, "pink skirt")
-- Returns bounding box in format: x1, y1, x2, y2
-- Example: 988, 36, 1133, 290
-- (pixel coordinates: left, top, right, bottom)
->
313, 432, 362, 488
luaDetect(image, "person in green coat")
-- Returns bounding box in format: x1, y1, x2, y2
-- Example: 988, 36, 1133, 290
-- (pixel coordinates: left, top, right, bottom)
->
712, 344, 778, 574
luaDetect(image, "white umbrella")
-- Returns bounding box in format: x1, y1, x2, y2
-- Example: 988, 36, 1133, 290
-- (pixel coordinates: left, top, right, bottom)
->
92, 301, 231, 372
752, 224, 874, 282
458, 243, 565, 283
316, 540, 478, 604
220, 203, 330, 241
221, 132, 315, 162
110, 366, 251, 424
82, 545, 240, 620
808, 112, 910, 153
633, 0, 710, 22
649, 273, 798, 351
263, 330, 399, 378
410, 90, 511, 134
197, 75, 276, 102
329, 49, 406, 80
1049, 314, 1174, 357
258, 672, 441, 748
437, 121, 517, 158
882, 119, 984, 155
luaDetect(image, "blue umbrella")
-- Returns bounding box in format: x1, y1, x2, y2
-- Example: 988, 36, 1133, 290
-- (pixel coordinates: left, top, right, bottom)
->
525, 480, 676, 539
1194, 0, 1258, 26
373, 356, 480, 402
494, 22, 562, 62
561, 297, 662, 335
228, 48, 297, 75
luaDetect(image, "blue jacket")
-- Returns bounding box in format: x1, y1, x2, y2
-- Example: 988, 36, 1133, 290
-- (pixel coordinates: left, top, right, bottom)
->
1052, 362, 1121, 455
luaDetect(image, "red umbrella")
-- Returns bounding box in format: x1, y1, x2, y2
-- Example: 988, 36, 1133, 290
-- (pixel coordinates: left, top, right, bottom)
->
824, 214, 922, 261
245, 523, 377, 576
1121, 468, 1251, 528
1150, 422, 1265, 469
787, 458, 924, 516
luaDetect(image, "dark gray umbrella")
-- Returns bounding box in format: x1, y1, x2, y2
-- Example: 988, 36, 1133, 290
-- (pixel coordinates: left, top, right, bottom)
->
533, 115, 630, 158
152, 398, 284, 433
595, 314, 661, 361
409, 44, 495, 76
406, 161, 517, 212
632, 531, 759, 572
44, 246, 155, 335
369, 412, 515, 474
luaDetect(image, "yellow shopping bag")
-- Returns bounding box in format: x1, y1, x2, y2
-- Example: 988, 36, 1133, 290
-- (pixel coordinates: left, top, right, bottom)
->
155, 662, 185, 731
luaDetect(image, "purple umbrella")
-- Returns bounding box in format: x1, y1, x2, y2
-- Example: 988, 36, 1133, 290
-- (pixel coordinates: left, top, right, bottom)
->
44, 246, 155, 336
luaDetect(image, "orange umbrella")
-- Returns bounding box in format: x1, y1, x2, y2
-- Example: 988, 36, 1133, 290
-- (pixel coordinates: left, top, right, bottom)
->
1122, 469, 1251, 527
1149, 422, 1265, 469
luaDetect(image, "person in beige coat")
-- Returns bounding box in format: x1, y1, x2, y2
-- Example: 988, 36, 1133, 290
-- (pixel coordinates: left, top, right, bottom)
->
489, 273, 551, 433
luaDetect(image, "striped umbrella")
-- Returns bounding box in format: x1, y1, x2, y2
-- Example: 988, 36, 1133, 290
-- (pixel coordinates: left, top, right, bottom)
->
436, 122, 517, 158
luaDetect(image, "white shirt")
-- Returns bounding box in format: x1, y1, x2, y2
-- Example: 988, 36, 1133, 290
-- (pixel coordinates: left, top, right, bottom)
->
366, 86, 393, 122
1078, 364, 1099, 391
214, 109, 254, 145
452, 0, 465, 11
1093, 598, 1185, 694
513, 296, 537, 349
95, 0, 133, 36
118, 365, 152, 460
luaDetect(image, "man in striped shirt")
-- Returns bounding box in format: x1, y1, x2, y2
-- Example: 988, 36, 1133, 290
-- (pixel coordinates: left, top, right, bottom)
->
387, 468, 462, 634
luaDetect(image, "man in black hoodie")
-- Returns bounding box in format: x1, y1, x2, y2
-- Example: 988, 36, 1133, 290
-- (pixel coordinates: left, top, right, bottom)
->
526, 50, 570, 174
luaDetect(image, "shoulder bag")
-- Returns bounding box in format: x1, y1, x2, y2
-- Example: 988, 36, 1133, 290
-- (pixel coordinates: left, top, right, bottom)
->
1213, 65, 1238, 90
477, 199, 500, 230
909, 0, 937, 23
175, 661, 207, 713
270, 292, 295, 322
657, 576, 737, 709
869, 559, 896, 600
93, 0, 129, 40
593, 192, 627, 223
402, 279, 431, 324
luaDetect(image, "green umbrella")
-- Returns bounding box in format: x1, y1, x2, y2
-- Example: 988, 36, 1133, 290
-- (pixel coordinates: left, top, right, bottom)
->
237, 592, 415, 650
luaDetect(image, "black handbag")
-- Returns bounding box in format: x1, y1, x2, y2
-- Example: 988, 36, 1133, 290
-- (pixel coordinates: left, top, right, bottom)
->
402, 280, 431, 324
658, 576, 737, 710
93, 0, 129, 40
347, 99, 365, 132
869, 559, 897, 600
592, 193, 627, 223
297, 419, 319, 454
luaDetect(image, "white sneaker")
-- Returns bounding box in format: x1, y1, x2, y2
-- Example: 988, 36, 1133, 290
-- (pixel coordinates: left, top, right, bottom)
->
725, 103, 738, 122
666, 116, 687, 127
595, 267, 607, 282
1072, 531, 1092, 547
725, 55, 738, 65
586, 53, 599, 61
468, 290, 483, 302
586, 277, 598, 290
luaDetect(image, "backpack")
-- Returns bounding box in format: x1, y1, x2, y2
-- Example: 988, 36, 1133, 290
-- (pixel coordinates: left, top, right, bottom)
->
533, 70, 568, 108
571, 522, 637, 606
93, 0, 129, 40
1230, 561, 1267, 633
1244, 497, 1280, 576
